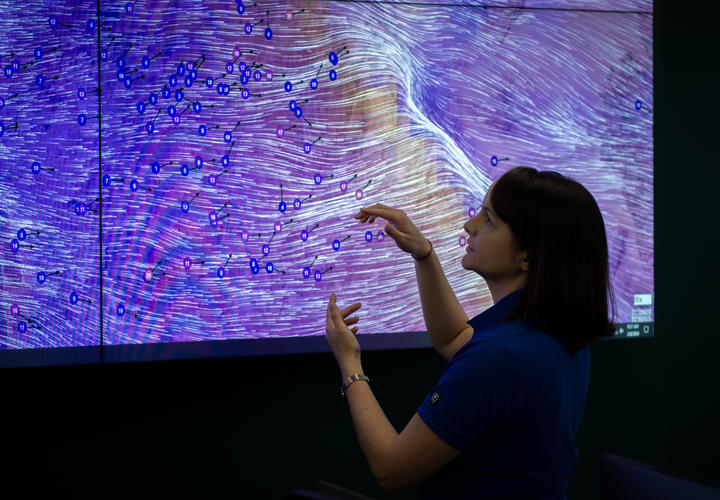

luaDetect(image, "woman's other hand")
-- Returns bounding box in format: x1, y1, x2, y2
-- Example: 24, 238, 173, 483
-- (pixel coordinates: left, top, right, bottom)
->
325, 293, 363, 372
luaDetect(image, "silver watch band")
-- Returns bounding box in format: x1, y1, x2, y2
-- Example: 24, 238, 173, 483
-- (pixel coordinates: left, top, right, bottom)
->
340, 373, 370, 397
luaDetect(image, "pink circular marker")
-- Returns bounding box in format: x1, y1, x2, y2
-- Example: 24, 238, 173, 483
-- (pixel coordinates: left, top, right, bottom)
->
241, 229, 249, 242
10, 304, 19, 317
468, 207, 476, 218
377, 232, 385, 242
233, 47, 241, 58
144, 269, 153, 282
340, 181, 347, 193
459, 235, 466, 247
355, 189, 363, 201
265, 70, 273, 81
286, 10, 293, 21
276, 127, 284, 138
209, 210, 218, 222
274, 221, 282, 233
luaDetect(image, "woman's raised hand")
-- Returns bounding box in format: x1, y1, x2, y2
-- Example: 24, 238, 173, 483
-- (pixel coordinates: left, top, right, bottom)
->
354, 203, 431, 257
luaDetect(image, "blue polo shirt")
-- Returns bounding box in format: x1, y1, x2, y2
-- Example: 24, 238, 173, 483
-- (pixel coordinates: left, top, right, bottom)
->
417, 289, 590, 499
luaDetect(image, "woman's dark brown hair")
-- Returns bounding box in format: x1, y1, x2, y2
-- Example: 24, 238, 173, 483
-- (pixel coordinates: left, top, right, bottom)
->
491, 166, 615, 354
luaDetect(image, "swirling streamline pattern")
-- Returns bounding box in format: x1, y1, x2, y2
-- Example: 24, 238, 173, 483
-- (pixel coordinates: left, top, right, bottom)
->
0, 0, 652, 351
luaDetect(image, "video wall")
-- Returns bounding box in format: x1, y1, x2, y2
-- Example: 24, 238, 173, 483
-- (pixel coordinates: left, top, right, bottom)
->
0, 0, 654, 366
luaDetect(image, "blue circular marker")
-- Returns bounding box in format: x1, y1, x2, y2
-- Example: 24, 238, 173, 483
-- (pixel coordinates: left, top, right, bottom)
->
195, 157, 203, 168
31, 162, 41, 174
491, 155, 498, 166
289, 100, 297, 111
117, 57, 125, 69
75, 203, 87, 216
181, 201, 190, 213
249, 258, 259, 274
35, 47, 43, 59
175, 90, 183, 102
217, 267, 225, 279
221, 155, 230, 167
278, 201, 286, 213
0, 96, 4, 109
217, 84, 224, 95
0, 123, 4, 136
193, 102, 201, 113
198, 125, 207, 136
125, 2, 134, 14
185, 76, 193, 87
295, 107, 303, 118
206, 77, 214, 88
254, 70, 262, 81
117, 304, 125, 317
329, 70, 337, 81
244, 23, 252, 34
17, 229, 26, 241
37, 272, 46, 284
190, 69, 197, 80
162, 88, 170, 99
226, 62, 234, 73
70, 291, 78, 305
224, 132, 232, 143
241, 74, 249, 85
168, 105, 176, 116
284, 81, 292, 92
169, 75, 177, 87
310, 79, 318, 90
137, 102, 145, 114
304, 143, 311, 154
87, 19, 96, 31
365, 231, 373, 242
142, 56, 150, 68
151, 161, 161, 174
149, 93, 158, 105
177, 63, 185, 76
102, 174, 111, 187
329, 52, 338, 65
181, 164, 189, 176
301, 230, 308, 241
262, 244, 270, 256
4, 66, 12, 78
314, 270, 322, 282
78, 114, 87, 126
17, 322, 27, 334
242, 89, 250, 99
124, 76, 132, 88
130, 180, 139, 191
265, 28, 272, 40
49, 16, 58, 27
116, 70, 125, 82
635, 99, 643, 110
333, 240, 340, 251
293, 199, 301, 210
101, 49, 108, 61
266, 262, 274, 273
36, 74, 45, 87
239, 61, 247, 72
314, 173, 322, 185
224, 84, 231, 95
77, 88, 86, 100
303, 267, 311, 279
237, 2, 245, 15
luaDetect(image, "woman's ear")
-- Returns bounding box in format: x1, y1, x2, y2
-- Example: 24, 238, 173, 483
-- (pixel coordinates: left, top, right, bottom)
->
519, 251, 530, 273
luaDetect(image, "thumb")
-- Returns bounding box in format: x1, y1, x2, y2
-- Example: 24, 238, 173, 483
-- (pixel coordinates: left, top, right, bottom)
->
385, 222, 399, 238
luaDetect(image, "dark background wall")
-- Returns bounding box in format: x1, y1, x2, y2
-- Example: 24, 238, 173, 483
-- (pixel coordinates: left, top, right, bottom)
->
1, 1, 718, 498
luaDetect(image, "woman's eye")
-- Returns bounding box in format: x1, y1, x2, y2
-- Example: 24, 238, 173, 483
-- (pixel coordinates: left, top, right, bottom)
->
485, 214, 491, 224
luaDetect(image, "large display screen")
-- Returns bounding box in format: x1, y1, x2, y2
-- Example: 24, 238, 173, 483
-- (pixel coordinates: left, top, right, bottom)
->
0, 0, 653, 366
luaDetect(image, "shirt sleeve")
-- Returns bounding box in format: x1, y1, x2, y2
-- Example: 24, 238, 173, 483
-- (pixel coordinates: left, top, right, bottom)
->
417, 336, 521, 452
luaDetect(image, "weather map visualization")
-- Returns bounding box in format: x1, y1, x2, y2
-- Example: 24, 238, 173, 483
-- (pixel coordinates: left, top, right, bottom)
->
0, 0, 653, 362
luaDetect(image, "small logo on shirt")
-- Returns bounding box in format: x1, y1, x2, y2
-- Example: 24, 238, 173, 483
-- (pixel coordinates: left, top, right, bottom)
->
430, 392, 440, 405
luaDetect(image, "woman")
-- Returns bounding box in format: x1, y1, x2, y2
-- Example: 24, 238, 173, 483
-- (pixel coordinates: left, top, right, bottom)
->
324, 166, 615, 499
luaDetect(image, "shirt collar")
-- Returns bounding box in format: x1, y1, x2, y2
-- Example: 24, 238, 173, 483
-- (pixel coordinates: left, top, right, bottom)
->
467, 288, 523, 333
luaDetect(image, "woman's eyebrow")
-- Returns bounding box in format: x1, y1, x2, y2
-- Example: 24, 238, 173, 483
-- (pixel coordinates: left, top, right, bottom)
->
482, 204, 494, 215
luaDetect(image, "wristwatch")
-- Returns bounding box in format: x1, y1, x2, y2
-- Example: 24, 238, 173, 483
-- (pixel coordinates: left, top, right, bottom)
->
340, 373, 370, 397
411, 240, 433, 261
